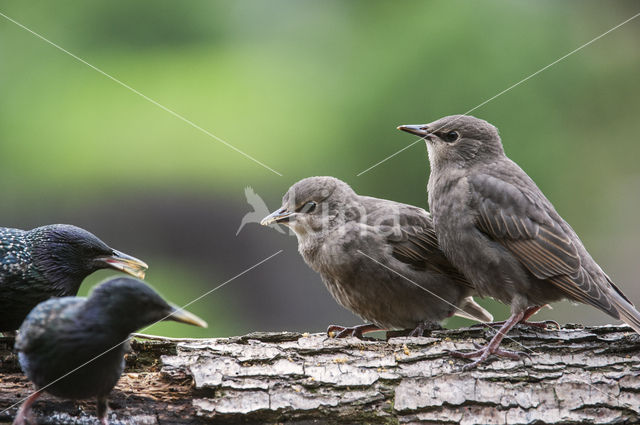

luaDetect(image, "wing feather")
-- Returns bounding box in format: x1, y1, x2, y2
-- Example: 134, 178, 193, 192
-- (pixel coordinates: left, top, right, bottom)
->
390, 224, 473, 290
470, 174, 618, 316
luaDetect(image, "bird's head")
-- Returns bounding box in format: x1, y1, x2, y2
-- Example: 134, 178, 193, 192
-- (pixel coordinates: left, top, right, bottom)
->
260, 176, 356, 238
29, 224, 148, 291
398, 115, 503, 169
85, 276, 207, 334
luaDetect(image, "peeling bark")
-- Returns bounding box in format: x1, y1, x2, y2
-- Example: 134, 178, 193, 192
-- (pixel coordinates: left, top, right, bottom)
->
1, 324, 639, 424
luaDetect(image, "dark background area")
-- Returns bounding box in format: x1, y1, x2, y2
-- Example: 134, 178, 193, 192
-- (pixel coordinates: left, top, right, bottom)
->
0, 0, 639, 337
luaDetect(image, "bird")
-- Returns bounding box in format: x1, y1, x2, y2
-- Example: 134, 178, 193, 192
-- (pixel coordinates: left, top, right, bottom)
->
12, 276, 207, 425
260, 176, 492, 338
0, 224, 149, 332
398, 115, 640, 369
237, 186, 285, 235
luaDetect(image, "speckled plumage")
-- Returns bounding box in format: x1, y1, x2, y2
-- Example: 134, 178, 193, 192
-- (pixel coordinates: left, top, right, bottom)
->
0, 224, 148, 331
14, 276, 207, 425
262, 177, 492, 335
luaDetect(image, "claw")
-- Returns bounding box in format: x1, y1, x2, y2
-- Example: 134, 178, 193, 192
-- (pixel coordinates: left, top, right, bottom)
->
408, 321, 441, 337
326, 323, 382, 339
452, 310, 537, 370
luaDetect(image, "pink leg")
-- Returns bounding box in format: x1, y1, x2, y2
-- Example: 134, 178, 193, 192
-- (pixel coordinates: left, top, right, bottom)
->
97, 396, 110, 425
12, 391, 41, 425
472, 305, 560, 330
327, 323, 383, 339
453, 310, 531, 370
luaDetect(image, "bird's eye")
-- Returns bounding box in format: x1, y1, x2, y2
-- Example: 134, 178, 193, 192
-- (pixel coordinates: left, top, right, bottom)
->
297, 201, 317, 214
443, 131, 459, 143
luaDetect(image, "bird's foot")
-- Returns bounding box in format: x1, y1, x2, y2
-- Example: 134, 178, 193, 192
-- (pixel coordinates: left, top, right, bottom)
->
385, 323, 443, 339
326, 323, 382, 339
384, 322, 444, 339
451, 342, 531, 371
452, 310, 531, 370
408, 321, 442, 337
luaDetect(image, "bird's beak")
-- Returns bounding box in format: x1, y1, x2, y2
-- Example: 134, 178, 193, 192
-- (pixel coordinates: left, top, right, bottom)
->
397, 124, 430, 137
261, 207, 293, 226
166, 305, 208, 328
97, 250, 149, 279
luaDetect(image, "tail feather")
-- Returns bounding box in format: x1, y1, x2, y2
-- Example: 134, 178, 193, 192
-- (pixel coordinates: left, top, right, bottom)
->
610, 293, 640, 334
454, 296, 493, 323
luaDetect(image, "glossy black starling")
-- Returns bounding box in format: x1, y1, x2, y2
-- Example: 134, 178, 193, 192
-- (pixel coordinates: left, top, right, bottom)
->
399, 115, 640, 368
13, 276, 207, 425
261, 176, 492, 338
0, 224, 148, 332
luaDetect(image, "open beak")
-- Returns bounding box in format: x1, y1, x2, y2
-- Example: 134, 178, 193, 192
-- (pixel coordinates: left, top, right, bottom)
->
397, 124, 430, 138
166, 305, 208, 328
261, 207, 293, 226
98, 250, 149, 279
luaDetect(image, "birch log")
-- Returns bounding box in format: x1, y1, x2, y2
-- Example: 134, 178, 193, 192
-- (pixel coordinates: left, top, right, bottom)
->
1, 324, 639, 424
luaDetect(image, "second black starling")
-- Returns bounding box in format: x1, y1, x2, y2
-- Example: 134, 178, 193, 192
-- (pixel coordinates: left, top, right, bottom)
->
13, 276, 207, 425
0, 224, 148, 331
261, 176, 492, 338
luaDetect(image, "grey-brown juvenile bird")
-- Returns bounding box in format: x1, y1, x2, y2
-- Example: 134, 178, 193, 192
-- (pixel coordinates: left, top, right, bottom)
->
1, 224, 148, 332
261, 176, 492, 338
13, 276, 207, 425
399, 115, 640, 368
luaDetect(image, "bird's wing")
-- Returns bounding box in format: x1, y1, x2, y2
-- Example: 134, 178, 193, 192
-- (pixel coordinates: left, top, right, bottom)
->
469, 173, 619, 316
378, 205, 474, 290
0, 229, 30, 286
15, 297, 81, 353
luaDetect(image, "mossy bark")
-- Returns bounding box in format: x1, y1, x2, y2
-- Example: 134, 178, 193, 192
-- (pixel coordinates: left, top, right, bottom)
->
1, 324, 639, 424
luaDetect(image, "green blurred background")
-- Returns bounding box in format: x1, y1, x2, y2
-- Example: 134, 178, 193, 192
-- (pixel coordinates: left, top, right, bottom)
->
0, 0, 638, 337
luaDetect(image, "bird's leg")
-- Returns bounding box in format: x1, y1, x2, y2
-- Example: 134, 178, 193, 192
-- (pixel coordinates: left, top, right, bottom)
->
452, 310, 530, 370
327, 323, 383, 339
96, 396, 110, 425
471, 305, 560, 330
384, 322, 442, 339
518, 305, 560, 329
12, 391, 41, 425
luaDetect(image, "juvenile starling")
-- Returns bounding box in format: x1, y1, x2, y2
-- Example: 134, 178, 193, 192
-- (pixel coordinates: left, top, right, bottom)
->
399, 115, 640, 368
261, 176, 492, 338
13, 276, 207, 425
0, 224, 148, 331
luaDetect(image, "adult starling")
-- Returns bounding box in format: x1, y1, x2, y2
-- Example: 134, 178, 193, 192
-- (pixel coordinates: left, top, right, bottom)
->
0, 224, 148, 332
261, 176, 492, 338
399, 115, 640, 368
13, 276, 207, 425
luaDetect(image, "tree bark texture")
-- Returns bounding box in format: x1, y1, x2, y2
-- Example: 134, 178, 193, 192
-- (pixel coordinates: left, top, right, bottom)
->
1, 324, 639, 424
